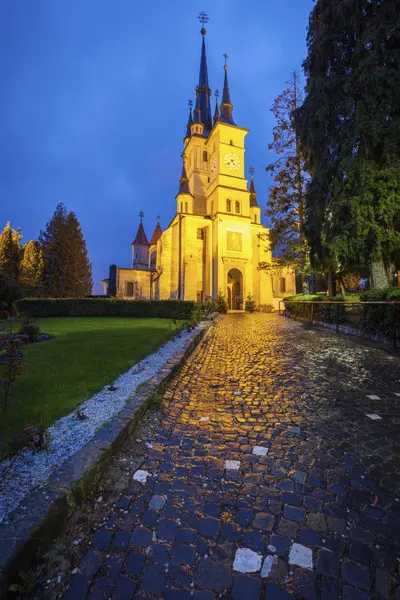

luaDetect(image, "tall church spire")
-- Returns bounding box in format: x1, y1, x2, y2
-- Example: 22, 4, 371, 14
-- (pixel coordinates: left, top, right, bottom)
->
196, 12, 213, 134
220, 54, 236, 125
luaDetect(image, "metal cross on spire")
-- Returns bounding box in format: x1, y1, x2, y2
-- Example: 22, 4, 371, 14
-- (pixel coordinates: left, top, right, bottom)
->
223, 53, 229, 69
157, 215, 160, 223
139, 210, 144, 222
249, 165, 255, 178
198, 11, 209, 35
215, 89, 220, 99
188, 99, 193, 109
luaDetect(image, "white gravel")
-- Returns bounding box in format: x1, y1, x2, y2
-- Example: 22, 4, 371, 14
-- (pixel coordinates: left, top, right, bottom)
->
0, 325, 204, 523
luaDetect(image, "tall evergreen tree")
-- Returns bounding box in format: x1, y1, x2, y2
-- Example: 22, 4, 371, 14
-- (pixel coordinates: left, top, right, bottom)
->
40, 203, 93, 297
295, 0, 400, 290
266, 72, 310, 290
0, 222, 22, 280
20, 240, 44, 292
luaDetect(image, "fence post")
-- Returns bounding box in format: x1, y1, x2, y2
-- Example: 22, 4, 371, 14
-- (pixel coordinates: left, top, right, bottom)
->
310, 302, 314, 325
393, 303, 397, 351
336, 303, 340, 334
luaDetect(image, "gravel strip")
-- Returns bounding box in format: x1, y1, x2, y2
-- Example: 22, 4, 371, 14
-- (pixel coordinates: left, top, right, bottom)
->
0, 325, 204, 522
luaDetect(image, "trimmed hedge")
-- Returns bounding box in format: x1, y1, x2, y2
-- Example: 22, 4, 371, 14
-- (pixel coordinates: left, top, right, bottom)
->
15, 298, 196, 319
283, 295, 346, 324
359, 287, 400, 338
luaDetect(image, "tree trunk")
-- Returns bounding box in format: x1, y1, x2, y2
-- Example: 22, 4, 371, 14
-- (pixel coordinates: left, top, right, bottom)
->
327, 268, 337, 296
301, 272, 310, 295
369, 260, 389, 289
339, 278, 346, 296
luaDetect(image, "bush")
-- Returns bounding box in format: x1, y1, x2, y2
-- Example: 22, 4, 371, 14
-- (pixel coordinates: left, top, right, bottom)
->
17, 320, 41, 342
284, 295, 346, 324
200, 297, 219, 316
216, 292, 228, 314
360, 287, 400, 338
245, 294, 257, 313
14, 298, 195, 319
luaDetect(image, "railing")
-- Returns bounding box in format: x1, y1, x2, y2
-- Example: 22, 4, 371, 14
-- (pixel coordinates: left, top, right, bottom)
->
279, 300, 400, 350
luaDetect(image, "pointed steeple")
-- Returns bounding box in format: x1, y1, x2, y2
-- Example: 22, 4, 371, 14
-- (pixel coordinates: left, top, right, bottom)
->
213, 90, 220, 125
133, 212, 150, 245
185, 100, 193, 138
178, 159, 191, 196
249, 166, 259, 207
220, 54, 236, 125
149, 219, 163, 246
195, 13, 212, 134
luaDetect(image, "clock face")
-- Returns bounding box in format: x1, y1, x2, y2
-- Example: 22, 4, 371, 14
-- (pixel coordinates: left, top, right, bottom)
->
211, 157, 218, 176
224, 152, 240, 171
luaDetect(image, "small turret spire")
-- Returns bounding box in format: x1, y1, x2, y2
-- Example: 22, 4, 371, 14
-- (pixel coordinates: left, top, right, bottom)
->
220, 53, 236, 125
213, 89, 220, 124
249, 166, 259, 207
185, 99, 193, 138
178, 158, 191, 195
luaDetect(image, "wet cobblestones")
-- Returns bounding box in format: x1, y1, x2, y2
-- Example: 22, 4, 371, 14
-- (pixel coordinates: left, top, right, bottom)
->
38, 314, 400, 598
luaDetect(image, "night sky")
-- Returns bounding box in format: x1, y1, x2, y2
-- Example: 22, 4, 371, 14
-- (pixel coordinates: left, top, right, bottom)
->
0, 0, 314, 293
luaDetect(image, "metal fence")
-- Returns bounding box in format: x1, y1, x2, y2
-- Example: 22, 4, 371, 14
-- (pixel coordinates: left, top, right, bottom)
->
279, 300, 400, 350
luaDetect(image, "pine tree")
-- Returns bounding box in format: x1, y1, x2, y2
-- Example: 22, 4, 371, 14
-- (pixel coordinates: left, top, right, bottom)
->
20, 240, 44, 291
0, 222, 22, 280
40, 203, 93, 297
266, 72, 310, 290
295, 0, 400, 290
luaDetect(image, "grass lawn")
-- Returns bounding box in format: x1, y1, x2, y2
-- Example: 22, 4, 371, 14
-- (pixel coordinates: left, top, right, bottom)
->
1, 317, 177, 449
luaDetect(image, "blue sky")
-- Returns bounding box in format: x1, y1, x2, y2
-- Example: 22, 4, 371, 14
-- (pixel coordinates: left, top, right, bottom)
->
0, 0, 314, 292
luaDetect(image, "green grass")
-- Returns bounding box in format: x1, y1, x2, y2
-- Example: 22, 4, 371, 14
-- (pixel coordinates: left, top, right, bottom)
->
1, 317, 177, 447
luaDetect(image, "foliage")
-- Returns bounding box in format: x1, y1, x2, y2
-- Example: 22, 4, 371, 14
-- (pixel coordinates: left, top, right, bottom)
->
20, 240, 44, 292
15, 298, 195, 319
359, 287, 400, 339
0, 272, 21, 313
0, 318, 25, 444
0, 222, 22, 280
200, 297, 219, 316
266, 72, 310, 273
245, 294, 257, 313
17, 319, 41, 343
295, 0, 400, 286
283, 295, 346, 324
185, 304, 203, 330
1, 317, 176, 453
40, 203, 93, 298
216, 291, 228, 314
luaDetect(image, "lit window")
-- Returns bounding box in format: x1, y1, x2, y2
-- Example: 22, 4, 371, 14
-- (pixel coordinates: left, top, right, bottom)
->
226, 199, 231, 213
126, 282, 134, 297
197, 228, 205, 240
203, 151, 208, 162
235, 201, 240, 214
280, 278, 286, 293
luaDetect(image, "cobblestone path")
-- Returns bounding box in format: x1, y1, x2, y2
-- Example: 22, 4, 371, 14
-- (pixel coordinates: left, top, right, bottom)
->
56, 315, 400, 599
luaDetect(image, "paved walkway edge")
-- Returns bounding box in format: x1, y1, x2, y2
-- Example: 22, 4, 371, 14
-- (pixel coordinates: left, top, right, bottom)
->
0, 319, 214, 592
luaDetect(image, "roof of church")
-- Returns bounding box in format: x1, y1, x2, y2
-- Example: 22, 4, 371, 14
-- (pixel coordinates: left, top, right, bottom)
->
149, 222, 163, 246
250, 179, 259, 207
132, 222, 149, 246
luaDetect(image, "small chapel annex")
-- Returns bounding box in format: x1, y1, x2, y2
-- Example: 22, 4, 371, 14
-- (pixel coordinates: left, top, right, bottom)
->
102, 20, 296, 310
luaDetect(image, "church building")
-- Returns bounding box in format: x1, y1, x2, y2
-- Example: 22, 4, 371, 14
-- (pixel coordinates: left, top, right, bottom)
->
102, 19, 296, 310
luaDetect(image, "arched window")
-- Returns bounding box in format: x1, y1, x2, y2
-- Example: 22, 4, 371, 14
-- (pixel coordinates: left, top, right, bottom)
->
203, 151, 208, 162
211, 200, 214, 214
226, 199, 231, 213
185, 202, 188, 212
235, 201, 240, 214
254, 214, 257, 223
180, 202, 183, 212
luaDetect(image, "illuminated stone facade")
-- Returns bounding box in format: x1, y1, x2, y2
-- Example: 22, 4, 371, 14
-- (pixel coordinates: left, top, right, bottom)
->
103, 26, 295, 310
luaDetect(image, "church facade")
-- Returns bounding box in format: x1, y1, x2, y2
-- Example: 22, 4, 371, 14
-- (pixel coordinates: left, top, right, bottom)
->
102, 24, 296, 310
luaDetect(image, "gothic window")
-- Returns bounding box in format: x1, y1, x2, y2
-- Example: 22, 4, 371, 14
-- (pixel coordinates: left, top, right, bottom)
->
197, 228, 205, 240
185, 202, 188, 212
180, 202, 183, 212
126, 282, 134, 297
226, 199, 232, 213
254, 214, 257, 223
235, 201, 240, 214
203, 151, 208, 162
280, 278, 286, 293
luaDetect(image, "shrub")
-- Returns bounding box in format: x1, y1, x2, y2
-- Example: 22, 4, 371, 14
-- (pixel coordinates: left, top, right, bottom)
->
360, 287, 400, 338
14, 298, 195, 319
284, 295, 346, 324
17, 320, 41, 342
216, 292, 228, 314
245, 294, 257, 313
200, 297, 219, 316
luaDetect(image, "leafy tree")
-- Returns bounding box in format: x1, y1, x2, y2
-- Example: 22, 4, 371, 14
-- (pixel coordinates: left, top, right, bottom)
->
245, 294, 257, 313
266, 72, 310, 290
20, 240, 44, 292
40, 203, 93, 297
0, 222, 22, 280
295, 0, 400, 291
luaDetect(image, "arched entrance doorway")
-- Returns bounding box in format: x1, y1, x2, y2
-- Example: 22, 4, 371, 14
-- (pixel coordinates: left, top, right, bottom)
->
227, 268, 243, 310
